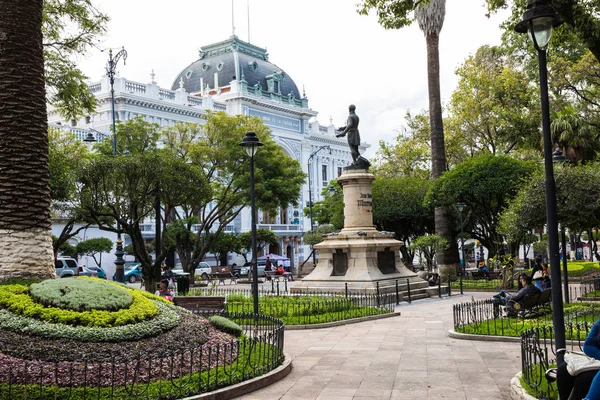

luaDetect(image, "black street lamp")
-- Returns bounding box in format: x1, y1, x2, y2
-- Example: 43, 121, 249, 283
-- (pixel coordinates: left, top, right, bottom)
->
307, 145, 331, 264
240, 131, 263, 316
456, 202, 466, 295
553, 148, 569, 303
515, 0, 566, 363
107, 47, 128, 283
83, 47, 128, 282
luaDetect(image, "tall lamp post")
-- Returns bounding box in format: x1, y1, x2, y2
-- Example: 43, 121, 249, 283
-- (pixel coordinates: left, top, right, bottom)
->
240, 131, 263, 316
307, 145, 331, 264
83, 47, 128, 282
456, 202, 466, 295
107, 47, 128, 283
515, 0, 566, 363
552, 148, 570, 303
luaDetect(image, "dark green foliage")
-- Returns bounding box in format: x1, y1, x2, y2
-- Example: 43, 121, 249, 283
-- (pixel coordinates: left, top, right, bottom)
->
43, 0, 108, 119
208, 315, 243, 337
427, 154, 537, 257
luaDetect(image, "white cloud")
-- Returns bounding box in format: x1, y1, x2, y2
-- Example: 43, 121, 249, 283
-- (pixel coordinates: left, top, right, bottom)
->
77, 0, 510, 159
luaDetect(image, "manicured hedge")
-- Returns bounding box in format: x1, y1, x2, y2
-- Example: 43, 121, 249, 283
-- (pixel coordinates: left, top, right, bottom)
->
0, 283, 157, 327
208, 315, 243, 337
0, 301, 180, 342
30, 278, 133, 312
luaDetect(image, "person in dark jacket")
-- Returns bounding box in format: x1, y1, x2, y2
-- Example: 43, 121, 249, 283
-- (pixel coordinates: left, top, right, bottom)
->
557, 318, 600, 399
492, 274, 540, 305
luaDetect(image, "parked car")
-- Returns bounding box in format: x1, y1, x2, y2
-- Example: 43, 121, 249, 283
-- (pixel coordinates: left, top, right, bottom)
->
55, 257, 79, 278
113, 262, 142, 283
77, 265, 96, 277
242, 260, 267, 277
86, 265, 107, 279
173, 262, 212, 280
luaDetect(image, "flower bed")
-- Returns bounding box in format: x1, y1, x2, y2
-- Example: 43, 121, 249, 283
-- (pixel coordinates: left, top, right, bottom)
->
0, 278, 286, 399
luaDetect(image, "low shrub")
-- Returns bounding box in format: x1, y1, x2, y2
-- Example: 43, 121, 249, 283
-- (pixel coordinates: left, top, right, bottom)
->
208, 315, 243, 337
0, 300, 180, 342
0, 283, 157, 327
30, 278, 133, 312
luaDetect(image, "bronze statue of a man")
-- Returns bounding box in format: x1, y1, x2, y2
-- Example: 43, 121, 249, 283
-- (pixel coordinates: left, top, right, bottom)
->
336, 104, 369, 168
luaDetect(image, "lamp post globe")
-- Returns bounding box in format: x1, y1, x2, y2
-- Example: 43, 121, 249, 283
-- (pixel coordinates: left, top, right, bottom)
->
515, 0, 566, 363
240, 131, 263, 316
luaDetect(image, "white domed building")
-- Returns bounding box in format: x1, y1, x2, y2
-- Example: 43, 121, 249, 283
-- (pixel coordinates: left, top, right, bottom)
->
48, 36, 369, 273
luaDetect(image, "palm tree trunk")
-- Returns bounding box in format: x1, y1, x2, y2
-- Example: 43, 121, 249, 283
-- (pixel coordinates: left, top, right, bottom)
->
425, 32, 459, 281
0, 0, 55, 281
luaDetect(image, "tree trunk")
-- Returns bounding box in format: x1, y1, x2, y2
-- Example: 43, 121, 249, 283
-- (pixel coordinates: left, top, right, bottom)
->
0, 0, 55, 281
425, 32, 459, 281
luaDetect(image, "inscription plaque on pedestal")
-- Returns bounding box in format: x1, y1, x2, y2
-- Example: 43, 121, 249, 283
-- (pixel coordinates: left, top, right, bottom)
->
332, 249, 347, 276
377, 248, 397, 274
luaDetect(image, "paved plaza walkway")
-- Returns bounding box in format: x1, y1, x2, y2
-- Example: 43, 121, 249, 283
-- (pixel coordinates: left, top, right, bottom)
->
237, 292, 522, 400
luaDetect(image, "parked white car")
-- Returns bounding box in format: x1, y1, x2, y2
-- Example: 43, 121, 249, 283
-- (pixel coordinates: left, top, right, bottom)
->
172, 262, 212, 279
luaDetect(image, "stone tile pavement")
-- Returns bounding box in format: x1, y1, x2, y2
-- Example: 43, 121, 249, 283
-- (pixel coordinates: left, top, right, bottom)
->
236, 292, 522, 400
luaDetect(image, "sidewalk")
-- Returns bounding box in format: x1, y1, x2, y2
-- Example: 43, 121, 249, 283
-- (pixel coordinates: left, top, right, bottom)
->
237, 292, 521, 400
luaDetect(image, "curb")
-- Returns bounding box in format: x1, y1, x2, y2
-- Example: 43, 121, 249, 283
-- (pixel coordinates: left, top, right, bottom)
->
285, 311, 401, 330
183, 352, 293, 400
447, 329, 521, 343
509, 372, 539, 400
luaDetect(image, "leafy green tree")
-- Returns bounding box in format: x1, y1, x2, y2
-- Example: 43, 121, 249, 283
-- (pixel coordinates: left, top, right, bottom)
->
43, 0, 108, 119
237, 229, 278, 262
49, 128, 93, 259
447, 45, 541, 156
79, 153, 209, 290
551, 105, 600, 164
499, 163, 600, 260
160, 114, 304, 278
427, 154, 537, 258
94, 116, 161, 157
486, 0, 600, 64
372, 176, 434, 266
308, 182, 344, 229
76, 237, 113, 267
58, 241, 77, 259
209, 233, 240, 267
410, 234, 449, 272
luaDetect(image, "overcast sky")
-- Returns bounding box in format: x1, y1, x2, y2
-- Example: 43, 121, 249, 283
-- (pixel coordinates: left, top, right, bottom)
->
76, 0, 510, 159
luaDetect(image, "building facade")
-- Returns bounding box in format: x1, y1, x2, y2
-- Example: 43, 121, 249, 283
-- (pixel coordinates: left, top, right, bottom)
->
48, 36, 368, 272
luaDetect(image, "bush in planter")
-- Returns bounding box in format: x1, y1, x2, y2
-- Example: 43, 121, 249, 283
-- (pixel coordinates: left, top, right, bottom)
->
208, 315, 243, 337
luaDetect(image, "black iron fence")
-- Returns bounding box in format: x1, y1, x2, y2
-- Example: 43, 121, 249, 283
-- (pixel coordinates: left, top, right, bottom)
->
521, 323, 598, 400
0, 313, 284, 400
453, 299, 600, 337
187, 279, 451, 305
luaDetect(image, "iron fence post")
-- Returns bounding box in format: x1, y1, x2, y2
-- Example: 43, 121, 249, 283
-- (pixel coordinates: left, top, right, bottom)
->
406, 278, 412, 303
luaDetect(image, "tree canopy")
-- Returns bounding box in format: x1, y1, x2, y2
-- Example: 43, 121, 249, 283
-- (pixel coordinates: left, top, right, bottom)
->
427, 154, 537, 257
43, 0, 108, 119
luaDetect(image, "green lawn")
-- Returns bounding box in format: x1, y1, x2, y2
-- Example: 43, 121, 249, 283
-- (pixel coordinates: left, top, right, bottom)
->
225, 294, 391, 325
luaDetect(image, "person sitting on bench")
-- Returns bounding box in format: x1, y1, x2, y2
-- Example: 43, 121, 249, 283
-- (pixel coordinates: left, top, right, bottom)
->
492, 274, 539, 306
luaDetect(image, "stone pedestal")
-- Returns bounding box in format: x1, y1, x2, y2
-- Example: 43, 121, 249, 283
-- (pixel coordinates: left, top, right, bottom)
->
292, 168, 427, 295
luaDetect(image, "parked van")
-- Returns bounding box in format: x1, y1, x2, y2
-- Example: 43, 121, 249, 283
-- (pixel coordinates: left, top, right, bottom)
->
55, 257, 79, 278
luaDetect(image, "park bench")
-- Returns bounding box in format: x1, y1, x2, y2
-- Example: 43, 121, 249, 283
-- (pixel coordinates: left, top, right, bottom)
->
210, 271, 237, 285
264, 270, 293, 281
470, 271, 502, 280
506, 289, 552, 318
173, 296, 226, 314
